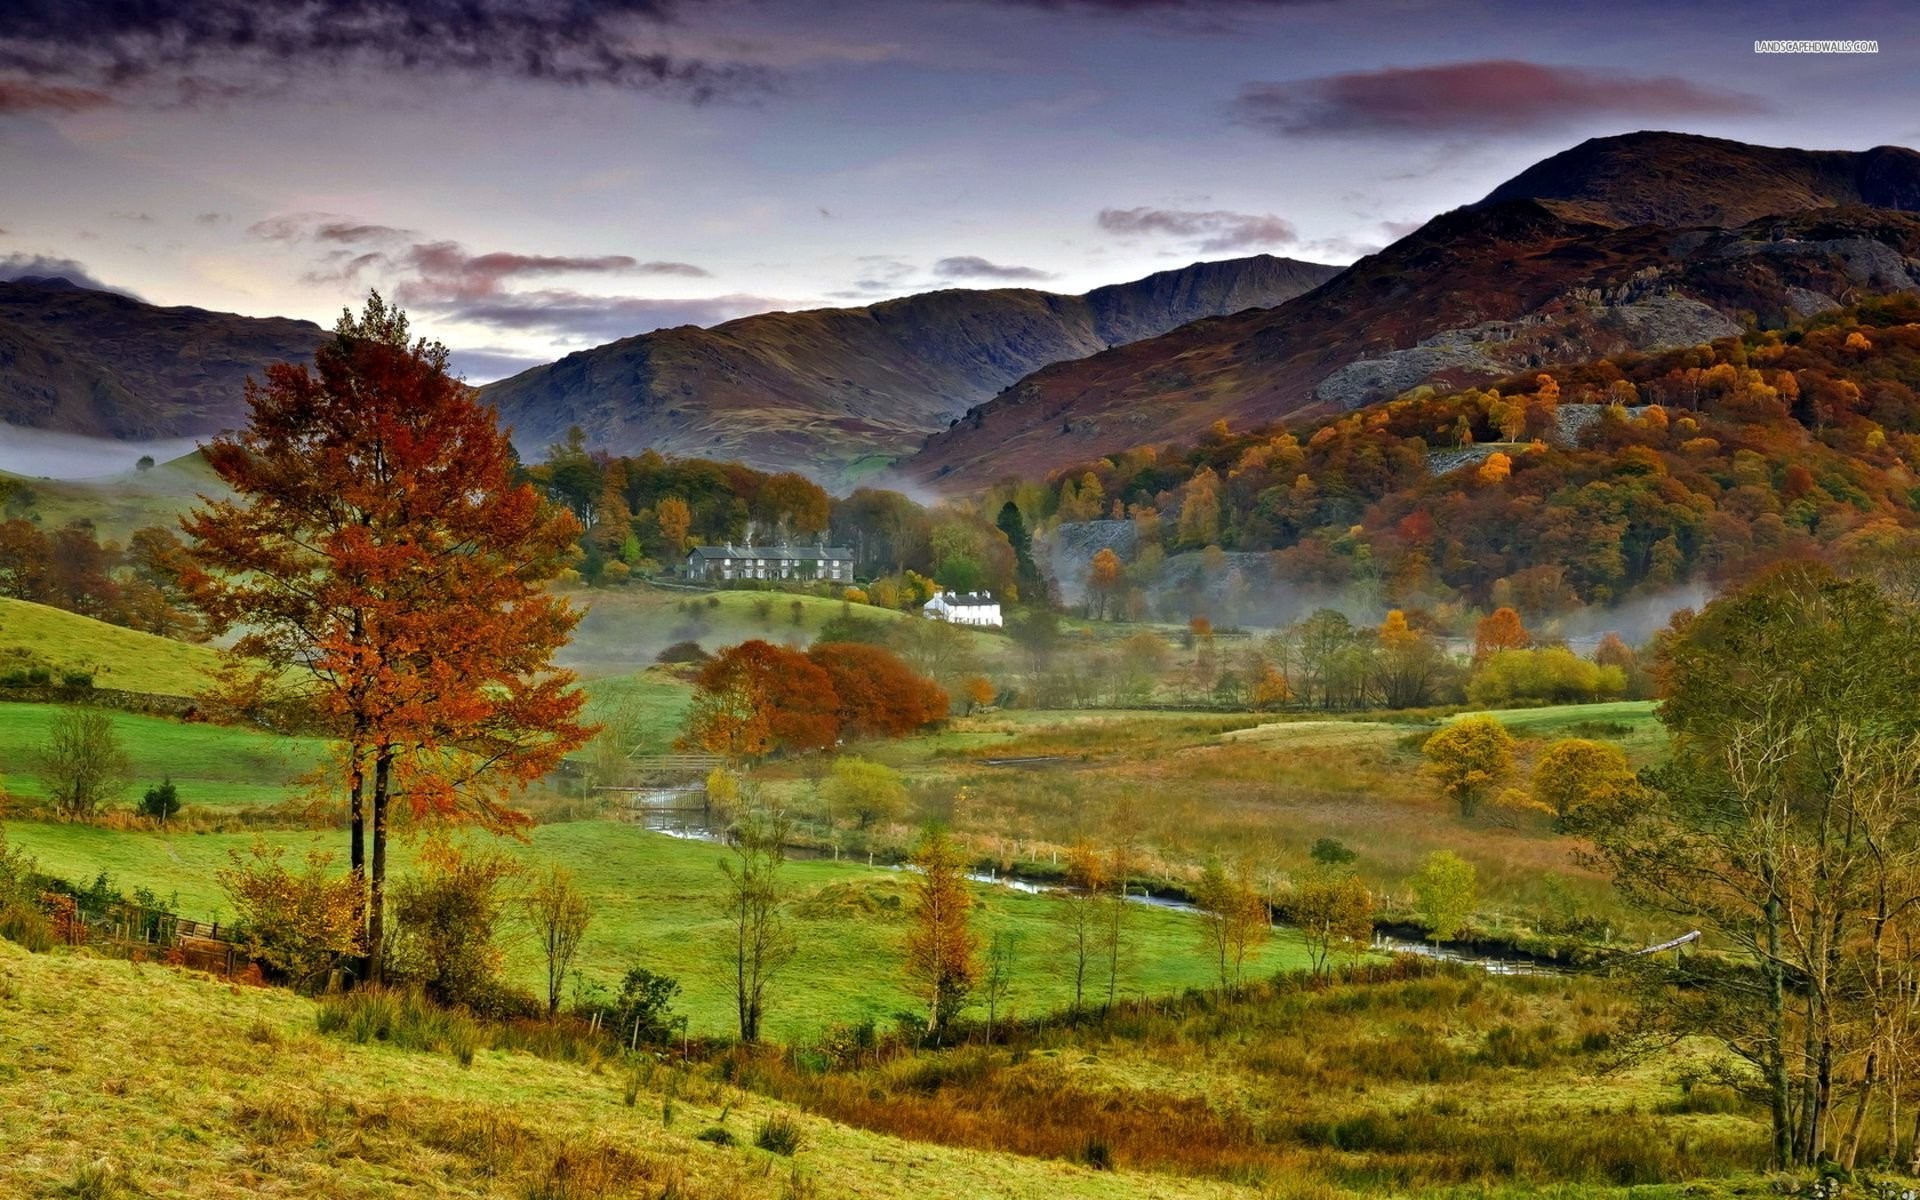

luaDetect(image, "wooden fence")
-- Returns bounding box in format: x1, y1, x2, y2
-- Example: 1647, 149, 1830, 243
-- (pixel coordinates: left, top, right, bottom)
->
40, 893, 251, 978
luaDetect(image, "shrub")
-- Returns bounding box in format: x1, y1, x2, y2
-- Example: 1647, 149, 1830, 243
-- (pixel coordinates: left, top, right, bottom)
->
217, 841, 360, 989
696, 1126, 736, 1147
139, 778, 181, 825
0, 899, 54, 952
1467, 647, 1625, 707
654, 640, 709, 665
386, 838, 519, 1009
756, 1113, 805, 1156
60, 670, 94, 689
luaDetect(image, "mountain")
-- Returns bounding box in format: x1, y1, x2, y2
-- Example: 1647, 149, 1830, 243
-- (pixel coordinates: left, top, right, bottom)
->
0, 278, 328, 438
901, 132, 1920, 492
477, 255, 1340, 481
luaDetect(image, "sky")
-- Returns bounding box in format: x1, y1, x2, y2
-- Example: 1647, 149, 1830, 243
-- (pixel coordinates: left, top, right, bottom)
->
2, 0, 1917, 383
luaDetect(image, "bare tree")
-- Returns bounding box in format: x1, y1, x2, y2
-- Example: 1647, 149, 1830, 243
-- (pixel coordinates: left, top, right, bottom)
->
525, 863, 593, 1018
719, 788, 796, 1043
36, 708, 131, 818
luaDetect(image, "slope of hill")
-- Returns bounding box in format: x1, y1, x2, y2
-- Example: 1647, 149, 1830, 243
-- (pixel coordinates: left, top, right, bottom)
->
0, 278, 326, 438
480, 255, 1339, 482
1, 448, 226, 542
902, 132, 1920, 491
0, 596, 221, 695
0, 941, 1244, 1200
1019, 297, 1920, 619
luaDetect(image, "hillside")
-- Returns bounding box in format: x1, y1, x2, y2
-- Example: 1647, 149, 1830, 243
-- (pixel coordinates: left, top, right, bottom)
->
0, 940, 1247, 1200
0, 278, 326, 438
1, 448, 227, 542
902, 132, 1920, 491
0, 596, 221, 695
1016, 297, 1920, 620
480, 255, 1339, 482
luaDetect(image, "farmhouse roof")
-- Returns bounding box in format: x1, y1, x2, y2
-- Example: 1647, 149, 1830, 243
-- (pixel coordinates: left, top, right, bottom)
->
687, 543, 853, 561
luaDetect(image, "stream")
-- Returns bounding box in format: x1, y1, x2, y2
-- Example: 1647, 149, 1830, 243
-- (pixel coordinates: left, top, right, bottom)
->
617, 794, 1563, 976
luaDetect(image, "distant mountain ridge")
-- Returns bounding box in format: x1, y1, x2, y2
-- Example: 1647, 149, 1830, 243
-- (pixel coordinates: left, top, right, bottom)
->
0, 279, 327, 438
478, 255, 1340, 480
900, 132, 1920, 491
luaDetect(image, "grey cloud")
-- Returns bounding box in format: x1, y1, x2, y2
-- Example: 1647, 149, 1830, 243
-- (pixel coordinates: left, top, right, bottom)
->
0, 253, 142, 298
1097, 206, 1296, 251
1232, 60, 1767, 138
933, 255, 1054, 282
439, 290, 789, 342
0, 0, 770, 108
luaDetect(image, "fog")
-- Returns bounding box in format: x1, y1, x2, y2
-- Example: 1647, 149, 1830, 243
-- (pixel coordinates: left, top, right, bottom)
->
0, 426, 204, 480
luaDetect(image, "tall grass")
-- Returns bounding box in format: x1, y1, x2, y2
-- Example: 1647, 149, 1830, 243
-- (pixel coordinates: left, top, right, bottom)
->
741, 964, 1769, 1191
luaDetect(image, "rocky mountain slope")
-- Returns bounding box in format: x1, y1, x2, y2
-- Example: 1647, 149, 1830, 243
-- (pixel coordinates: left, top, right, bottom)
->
478, 255, 1339, 481
901, 132, 1920, 492
0, 278, 327, 438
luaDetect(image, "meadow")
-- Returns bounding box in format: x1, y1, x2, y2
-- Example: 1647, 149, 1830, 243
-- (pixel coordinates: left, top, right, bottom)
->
0, 702, 331, 810
3, 818, 1312, 1042
0, 597, 225, 696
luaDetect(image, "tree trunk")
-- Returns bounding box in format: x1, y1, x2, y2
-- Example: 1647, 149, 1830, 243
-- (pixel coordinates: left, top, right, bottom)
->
368, 750, 393, 985
349, 749, 366, 953
1765, 892, 1793, 1169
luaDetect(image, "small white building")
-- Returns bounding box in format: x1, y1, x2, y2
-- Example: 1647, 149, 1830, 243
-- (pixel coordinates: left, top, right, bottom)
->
923, 590, 1002, 628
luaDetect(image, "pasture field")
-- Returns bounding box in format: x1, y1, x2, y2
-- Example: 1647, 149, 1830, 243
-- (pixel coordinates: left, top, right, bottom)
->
0, 939, 1250, 1200
0, 703, 330, 810
3, 819, 1313, 1041
767, 700, 1669, 941
0, 597, 225, 696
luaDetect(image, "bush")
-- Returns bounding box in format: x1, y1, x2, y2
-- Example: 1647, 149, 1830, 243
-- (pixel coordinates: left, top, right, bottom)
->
386, 838, 519, 1009
139, 778, 181, 824
579, 966, 682, 1048
1467, 647, 1626, 707
756, 1113, 804, 1156
654, 640, 709, 665
217, 841, 360, 989
0, 900, 54, 952
696, 1126, 736, 1147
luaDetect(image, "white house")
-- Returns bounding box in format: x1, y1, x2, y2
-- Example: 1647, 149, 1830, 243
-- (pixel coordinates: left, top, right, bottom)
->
923, 590, 1002, 628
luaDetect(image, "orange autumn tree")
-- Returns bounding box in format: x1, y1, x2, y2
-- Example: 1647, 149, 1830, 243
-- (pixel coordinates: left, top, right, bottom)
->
806, 641, 949, 737
1472, 606, 1531, 663
682, 640, 841, 760
183, 293, 592, 980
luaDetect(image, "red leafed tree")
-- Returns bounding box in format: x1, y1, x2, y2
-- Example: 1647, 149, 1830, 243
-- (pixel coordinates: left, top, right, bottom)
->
182, 293, 592, 980
806, 642, 949, 738
683, 640, 841, 759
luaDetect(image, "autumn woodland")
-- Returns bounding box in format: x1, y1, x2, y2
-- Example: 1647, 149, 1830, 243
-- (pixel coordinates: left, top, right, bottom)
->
9, 9, 1920, 1195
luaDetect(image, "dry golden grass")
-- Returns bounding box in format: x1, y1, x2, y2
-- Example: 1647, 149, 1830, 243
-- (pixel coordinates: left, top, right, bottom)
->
0, 940, 1264, 1199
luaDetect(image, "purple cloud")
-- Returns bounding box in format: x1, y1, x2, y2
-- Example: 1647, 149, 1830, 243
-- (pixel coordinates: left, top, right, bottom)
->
933, 255, 1054, 282
1233, 60, 1767, 137
1097, 206, 1297, 251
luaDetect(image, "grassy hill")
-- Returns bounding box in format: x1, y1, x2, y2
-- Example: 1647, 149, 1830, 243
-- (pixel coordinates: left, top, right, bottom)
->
0, 939, 1246, 1200
0, 597, 224, 696
2, 449, 227, 542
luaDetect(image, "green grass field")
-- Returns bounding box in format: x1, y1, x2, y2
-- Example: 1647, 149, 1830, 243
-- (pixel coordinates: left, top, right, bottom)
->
0, 703, 329, 809
3, 818, 1311, 1040
0, 597, 225, 696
